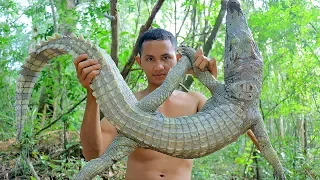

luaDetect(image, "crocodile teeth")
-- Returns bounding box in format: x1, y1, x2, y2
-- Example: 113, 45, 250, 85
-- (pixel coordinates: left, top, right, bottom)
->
54, 33, 61, 39
70, 33, 77, 39
93, 45, 98, 51
86, 39, 91, 44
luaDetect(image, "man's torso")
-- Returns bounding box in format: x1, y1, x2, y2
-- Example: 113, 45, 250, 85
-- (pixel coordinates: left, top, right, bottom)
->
125, 90, 200, 180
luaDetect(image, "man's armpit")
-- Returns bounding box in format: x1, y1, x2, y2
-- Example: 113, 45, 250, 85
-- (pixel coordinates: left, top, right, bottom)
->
188, 91, 207, 111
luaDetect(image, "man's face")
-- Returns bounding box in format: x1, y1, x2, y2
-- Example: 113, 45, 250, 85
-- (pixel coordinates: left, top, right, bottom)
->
136, 40, 178, 86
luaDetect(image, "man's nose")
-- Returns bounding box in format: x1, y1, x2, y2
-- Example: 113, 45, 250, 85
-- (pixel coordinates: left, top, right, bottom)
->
153, 62, 165, 71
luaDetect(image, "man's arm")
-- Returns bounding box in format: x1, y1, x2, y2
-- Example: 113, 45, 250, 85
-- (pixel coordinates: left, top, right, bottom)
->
74, 54, 117, 161
80, 90, 117, 160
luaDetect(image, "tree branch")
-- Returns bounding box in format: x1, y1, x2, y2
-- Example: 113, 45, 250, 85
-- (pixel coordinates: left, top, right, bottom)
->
120, 0, 165, 79
176, 4, 191, 38
191, 0, 197, 47
49, 0, 58, 33
35, 96, 86, 136
104, 14, 115, 20
197, 0, 213, 49
264, 93, 294, 118
134, 0, 142, 34
110, 0, 119, 66
178, 75, 193, 92
309, 23, 318, 33
203, 0, 228, 56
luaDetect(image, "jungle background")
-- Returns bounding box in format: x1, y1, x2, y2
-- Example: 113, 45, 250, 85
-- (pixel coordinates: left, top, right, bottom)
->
0, 0, 319, 179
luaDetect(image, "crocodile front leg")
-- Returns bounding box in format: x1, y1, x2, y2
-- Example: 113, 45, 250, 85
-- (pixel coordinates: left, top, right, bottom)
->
193, 70, 220, 95
180, 46, 220, 96
75, 134, 138, 180
251, 116, 285, 179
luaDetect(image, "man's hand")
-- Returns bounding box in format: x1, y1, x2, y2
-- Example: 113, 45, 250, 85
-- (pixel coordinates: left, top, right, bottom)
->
194, 49, 218, 78
73, 54, 101, 90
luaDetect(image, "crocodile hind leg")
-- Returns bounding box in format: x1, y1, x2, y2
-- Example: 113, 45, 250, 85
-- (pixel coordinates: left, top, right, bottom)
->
251, 116, 285, 180
75, 134, 138, 180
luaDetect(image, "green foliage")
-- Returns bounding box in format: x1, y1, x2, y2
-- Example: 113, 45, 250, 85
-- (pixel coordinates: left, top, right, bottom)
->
0, 0, 319, 179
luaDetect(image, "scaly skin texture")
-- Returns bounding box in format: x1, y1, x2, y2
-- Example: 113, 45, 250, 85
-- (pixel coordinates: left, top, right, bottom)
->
16, 0, 285, 179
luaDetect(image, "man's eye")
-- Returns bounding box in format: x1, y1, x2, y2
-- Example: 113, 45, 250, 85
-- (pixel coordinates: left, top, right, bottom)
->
147, 58, 153, 61
163, 56, 170, 60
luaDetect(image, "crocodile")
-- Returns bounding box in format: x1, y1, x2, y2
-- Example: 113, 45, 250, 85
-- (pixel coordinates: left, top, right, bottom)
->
15, 0, 285, 179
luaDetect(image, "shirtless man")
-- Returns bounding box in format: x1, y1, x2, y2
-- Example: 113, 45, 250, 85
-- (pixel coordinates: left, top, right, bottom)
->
74, 28, 258, 179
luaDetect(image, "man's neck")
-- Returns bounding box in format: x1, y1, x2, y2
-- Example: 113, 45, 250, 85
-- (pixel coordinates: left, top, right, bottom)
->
143, 84, 160, 95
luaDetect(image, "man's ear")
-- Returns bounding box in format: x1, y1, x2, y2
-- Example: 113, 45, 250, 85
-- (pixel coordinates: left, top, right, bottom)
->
135, 55, 142, 66
176, 53, 182, 61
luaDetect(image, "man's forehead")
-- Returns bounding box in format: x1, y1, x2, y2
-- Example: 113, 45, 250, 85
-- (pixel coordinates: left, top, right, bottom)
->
141, 40, 176, 55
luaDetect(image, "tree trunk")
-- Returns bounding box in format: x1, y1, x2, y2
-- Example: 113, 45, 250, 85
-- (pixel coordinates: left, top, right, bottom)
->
110, 0, 119, 66
303, 114, 308, 179
191, 0, 197, 47
203, 0, 227, 56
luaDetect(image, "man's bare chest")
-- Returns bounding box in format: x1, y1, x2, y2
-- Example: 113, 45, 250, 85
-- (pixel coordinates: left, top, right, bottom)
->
157, 98, 198, 118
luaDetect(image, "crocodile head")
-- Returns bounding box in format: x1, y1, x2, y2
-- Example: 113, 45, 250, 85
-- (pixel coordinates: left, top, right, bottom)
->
224, 0, 263, 102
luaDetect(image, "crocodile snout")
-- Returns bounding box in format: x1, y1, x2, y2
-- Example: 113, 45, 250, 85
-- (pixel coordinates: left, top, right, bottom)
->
227, 0, 241, 13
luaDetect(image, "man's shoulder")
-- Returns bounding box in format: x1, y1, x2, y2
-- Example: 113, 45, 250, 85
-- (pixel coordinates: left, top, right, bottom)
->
173, 90, 207, 111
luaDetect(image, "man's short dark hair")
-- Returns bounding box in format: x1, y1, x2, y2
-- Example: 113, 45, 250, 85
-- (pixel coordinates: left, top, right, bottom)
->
138, 28, 177, 55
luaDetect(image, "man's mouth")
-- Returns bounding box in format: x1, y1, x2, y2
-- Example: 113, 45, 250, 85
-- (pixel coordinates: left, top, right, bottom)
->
153, 73, 167, 77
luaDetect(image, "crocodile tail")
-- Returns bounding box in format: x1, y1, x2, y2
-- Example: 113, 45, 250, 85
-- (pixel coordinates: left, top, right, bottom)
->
16, 33, 72, 140
15, 34, 136, 140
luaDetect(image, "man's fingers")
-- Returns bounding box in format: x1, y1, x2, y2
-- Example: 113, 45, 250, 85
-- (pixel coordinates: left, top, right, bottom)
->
73, 54, 88, 67
198, 60, 207, 71
79, 63, 101, 82
194, 55, 204, 68
73, 54, 102, 90
194, 50, 218, 74
83, 70, 100, 87
77, 59, 99, 77
195, 55, 210, 71
209, 58, 218, 78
